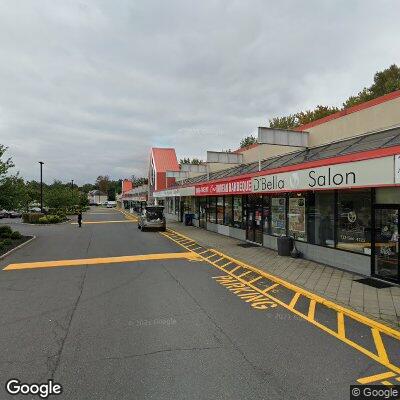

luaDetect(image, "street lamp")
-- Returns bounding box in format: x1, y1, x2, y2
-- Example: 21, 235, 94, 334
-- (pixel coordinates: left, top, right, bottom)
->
38, 161, 44, 213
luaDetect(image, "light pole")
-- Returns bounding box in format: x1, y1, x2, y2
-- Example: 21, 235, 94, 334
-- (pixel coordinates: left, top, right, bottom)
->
39, 161, 44, 213
71, 179, 74, 189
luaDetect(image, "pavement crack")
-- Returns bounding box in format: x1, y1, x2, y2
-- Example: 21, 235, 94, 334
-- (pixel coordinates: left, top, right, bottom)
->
97, 346, 222, 361
48, 265, 88, 379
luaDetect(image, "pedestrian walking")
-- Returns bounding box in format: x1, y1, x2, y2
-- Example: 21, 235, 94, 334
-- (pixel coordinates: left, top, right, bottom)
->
77, 211, 82, 228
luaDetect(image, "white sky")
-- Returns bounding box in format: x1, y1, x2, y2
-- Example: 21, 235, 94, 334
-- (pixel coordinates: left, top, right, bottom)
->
1, 0, 399, 184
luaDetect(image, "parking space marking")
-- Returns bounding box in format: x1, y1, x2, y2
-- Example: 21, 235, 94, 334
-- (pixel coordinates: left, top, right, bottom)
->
3, 252, 200, 270
160, 228, 400, 380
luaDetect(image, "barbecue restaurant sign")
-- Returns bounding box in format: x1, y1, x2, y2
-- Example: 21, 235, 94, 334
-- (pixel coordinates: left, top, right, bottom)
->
195, 177, 252, 196
252, 156, 396, 193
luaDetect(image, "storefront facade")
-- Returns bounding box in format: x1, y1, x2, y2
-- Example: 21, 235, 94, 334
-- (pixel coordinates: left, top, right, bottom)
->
155, 130, 400, 282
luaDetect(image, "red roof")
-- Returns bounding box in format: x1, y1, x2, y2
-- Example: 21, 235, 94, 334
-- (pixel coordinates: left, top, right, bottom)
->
151, 148, 179, 172
122, 179, 133, 193
295, 89, 400, 131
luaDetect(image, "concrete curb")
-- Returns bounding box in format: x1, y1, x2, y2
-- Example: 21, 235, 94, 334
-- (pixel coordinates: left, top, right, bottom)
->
0, 236, 36, 260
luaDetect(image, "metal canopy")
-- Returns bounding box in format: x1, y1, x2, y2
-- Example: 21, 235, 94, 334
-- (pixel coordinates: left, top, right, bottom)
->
258, 127, 309, 147
175, 126, 400, 187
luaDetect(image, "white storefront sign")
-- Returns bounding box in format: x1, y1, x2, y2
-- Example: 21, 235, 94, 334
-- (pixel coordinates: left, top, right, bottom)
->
252, 156, 396, 193
153, 186, 195, 198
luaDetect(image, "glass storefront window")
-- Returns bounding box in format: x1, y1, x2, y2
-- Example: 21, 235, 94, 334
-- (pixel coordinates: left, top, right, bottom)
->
217, 196, 224, 224
271, 197, 286, 236
337, 189, 371, 254
263, 195, 271, 234
308, 192, 335, 247
208, 197, 216, 223
233, 196, 243, 229
288, 194, 307, 241
174, 197, 180, 215
376, 187, 400, 204
224, 196, 233, 226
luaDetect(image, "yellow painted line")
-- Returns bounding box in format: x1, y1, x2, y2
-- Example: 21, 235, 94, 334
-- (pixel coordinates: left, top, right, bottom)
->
229, 265, 241, 274
161, 229, 400, 376
221, 261, 233, 268
248, 276, 263, 284
262, 283, 279, 294
358, 371, 397, 384
382, 380, 393, 386
289, 292, 301, 309
372, 328, 390, 364
71, 220, 135, 225
237, 270, 252, 278
337, 312, 345, 338
4, 252, 198, 271
308, 299, 316, 321
396, 377, 400, 382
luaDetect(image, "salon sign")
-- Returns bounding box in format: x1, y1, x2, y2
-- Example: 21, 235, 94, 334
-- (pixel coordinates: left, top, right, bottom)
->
252, 155, 397, 193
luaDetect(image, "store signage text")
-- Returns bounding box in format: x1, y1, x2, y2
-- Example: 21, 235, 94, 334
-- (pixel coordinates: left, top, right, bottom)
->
195, 178, 252, 196
252, 156, 395, 193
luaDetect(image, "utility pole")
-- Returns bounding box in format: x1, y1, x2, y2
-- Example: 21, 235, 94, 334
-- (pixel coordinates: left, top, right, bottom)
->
39, 161, 44, 213
71, 179, 74, 189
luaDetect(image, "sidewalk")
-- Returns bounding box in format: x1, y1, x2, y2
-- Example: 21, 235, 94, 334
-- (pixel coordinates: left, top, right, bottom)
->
167, 220, 400, 329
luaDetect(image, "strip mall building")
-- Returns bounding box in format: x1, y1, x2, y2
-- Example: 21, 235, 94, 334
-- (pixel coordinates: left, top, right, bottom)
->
150, 90, 400, 283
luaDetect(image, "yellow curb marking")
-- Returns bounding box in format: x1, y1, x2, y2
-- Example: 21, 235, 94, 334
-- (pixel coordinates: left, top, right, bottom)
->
160, 228, 400, 381
358, 371, 397, 384
4, 252, 199, 271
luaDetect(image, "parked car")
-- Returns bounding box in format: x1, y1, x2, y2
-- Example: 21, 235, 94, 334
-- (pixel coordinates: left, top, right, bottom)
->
0, 209, 9, 218
106, 201, 116, 208
138, 206, 166, 231
8, 211, 22, 218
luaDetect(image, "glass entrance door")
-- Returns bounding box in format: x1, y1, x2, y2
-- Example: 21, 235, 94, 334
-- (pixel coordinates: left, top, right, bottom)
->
373, 206, 399, 282
246, 195, 263, 245
199, 198, 206, 229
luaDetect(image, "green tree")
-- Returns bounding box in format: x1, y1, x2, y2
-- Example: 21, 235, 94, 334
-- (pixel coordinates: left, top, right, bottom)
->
95, 175, 110, 194
343, 64, 400, 108
0, 145, 28, 210
239, 135, 257, 148
269, 115, 299, 129
45, 181, 80, 209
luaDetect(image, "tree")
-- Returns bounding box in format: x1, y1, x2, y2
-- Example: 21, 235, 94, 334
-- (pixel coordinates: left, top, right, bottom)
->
267, 64, 400, 129
239, 135, 257, 149
0, 145, 27, 210
343, 64, 400, 108
269, 115, 299, 129
95, 175, 110, 194
45, 181, 80, 210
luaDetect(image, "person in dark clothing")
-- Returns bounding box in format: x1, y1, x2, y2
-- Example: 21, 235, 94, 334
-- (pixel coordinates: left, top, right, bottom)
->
77, 211, 82, 228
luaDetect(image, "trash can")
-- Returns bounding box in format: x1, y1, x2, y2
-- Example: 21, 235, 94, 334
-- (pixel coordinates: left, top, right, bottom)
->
184, 213, 194, 226
277, 236, 293, 256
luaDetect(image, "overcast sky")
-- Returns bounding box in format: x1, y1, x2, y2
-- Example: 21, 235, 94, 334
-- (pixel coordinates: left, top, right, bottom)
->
1, 1, 399, 184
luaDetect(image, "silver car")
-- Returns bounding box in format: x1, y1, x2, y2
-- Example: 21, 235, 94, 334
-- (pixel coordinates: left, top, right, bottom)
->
138, 206, 166, 231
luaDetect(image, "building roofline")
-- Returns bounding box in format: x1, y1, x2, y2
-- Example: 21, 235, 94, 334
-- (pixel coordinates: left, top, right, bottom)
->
295, 89, 400, 131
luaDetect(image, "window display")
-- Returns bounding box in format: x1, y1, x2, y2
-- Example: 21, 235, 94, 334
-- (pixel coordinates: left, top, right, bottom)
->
307, 192, 335, 247
271, 197, 286, 236
263, 195, 271, 234
224, 196, 233, 226
233, 196, 243, 229
217, 196, 224, 224
207, 197, 216, 223
337, 190, 371, 253
288, 196, 306, 241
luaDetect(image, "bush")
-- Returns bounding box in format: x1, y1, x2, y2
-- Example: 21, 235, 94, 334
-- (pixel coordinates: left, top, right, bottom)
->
38, 215, 62, 224
11, 231, 22, 240
0, 242, 5, 252
0, 226, 12, 238
3, 238, 12, 246
22, 213, 45, 224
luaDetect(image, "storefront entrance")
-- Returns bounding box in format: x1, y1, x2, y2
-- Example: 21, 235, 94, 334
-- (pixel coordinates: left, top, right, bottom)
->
199, 197, 207, 228
246, 195, 263, 245
373, 205, 399, 282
